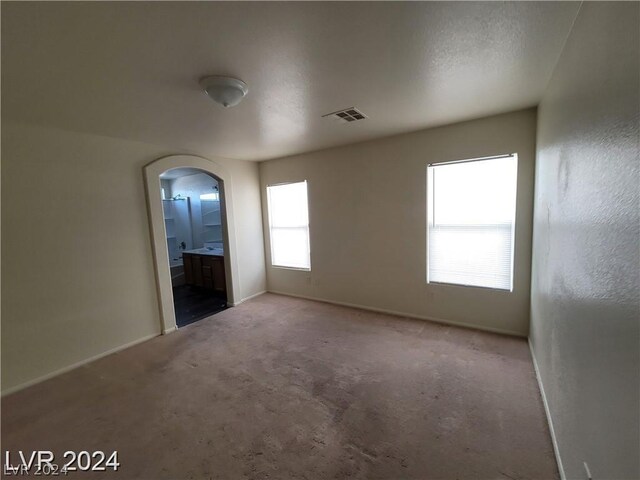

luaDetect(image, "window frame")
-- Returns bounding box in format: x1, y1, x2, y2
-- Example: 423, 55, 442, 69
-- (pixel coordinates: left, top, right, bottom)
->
266, 180, 312, 271
426, 153, 518, 292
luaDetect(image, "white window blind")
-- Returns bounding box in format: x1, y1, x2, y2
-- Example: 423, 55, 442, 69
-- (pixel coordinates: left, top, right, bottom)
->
267, 181, 311, 270
427, 155, 518, 291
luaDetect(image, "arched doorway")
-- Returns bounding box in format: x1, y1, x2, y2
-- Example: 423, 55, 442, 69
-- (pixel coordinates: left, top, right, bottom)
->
144, 155, 240, 334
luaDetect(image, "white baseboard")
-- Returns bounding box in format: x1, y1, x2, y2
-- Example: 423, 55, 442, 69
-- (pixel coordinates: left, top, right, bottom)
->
267, 290, 526, 338
1, 332, 159, 397
529, 339, 565, 480
2, 291, 269, 395
228, 290, 267, 307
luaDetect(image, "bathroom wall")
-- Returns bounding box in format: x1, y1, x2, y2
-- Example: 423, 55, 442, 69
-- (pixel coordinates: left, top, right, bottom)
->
160, 179, 172, 199
169, 173, 222, 248
1, 121, 267, 393
260, 108, 537, 336
163, 198, 193, 265
530, 3, 640, 479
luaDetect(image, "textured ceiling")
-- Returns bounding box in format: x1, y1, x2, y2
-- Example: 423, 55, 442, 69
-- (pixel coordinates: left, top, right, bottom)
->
160, 167, 207, 180
1, 2, 579, 161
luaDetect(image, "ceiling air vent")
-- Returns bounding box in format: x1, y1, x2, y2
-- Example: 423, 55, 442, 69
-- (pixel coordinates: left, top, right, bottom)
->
322, 107, 367, 123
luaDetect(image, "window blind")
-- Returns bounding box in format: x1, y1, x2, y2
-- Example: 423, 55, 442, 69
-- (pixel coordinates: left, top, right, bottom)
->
427, 155, 518, 291
267, 181, 311, 270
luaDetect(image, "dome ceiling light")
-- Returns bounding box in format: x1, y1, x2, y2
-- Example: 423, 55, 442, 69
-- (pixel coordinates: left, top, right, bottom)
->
199, 76, 248, 108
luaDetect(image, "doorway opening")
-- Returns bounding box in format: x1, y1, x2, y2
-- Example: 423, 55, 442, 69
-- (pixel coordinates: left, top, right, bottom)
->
145, 154, 240, 334
159, 168, 228, 327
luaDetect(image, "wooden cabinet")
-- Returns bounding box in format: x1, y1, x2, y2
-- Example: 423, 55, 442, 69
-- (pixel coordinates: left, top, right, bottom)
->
183, 253, 226, 295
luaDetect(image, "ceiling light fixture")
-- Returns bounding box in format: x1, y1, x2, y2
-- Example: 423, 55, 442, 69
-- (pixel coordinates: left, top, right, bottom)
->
199, 76, 248, 108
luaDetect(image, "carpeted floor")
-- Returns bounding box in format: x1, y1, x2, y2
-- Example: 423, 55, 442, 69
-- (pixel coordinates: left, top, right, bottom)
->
1, 293, 558, 479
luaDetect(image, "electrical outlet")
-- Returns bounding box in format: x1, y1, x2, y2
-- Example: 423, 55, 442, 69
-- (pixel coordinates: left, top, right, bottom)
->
583, 462, 592, 480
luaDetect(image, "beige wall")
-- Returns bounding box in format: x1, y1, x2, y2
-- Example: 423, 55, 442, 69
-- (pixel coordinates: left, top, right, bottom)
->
1, 121, 266, 393
260, 108, 537, 336
530, 3, 640, 479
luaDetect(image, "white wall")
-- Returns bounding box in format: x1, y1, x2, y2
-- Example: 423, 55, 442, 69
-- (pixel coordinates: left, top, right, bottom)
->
1, 121, 266, 393
169, 173, 220, 248
530, 3, 639, 479
160, 179, 172, 199
260, 108, 537, 336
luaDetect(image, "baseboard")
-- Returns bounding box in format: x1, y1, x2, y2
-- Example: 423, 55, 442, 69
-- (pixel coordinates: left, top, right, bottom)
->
2, 291, 269, 395
267, 290, 526, 338
529, 339, 565, 480
228, 290, 267, 307
1, 332, 159, 397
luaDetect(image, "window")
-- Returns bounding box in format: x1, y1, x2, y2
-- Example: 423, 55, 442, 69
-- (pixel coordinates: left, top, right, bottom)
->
267, 181, 311, 270
427, 154, 518, 291
199, 192, 219, 201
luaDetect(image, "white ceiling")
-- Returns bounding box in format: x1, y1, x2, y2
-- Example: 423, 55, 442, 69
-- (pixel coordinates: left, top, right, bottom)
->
2, 2, 579, 162
159, 168, 205, 180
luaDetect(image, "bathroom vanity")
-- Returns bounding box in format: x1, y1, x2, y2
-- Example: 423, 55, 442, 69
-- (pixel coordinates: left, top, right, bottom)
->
182, 249, 226, 295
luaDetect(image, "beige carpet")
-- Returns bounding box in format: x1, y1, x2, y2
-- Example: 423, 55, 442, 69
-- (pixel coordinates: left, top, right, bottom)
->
1, 293, 558, 479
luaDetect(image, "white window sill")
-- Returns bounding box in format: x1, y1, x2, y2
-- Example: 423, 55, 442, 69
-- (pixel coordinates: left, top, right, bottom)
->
271, 265, 311, 272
